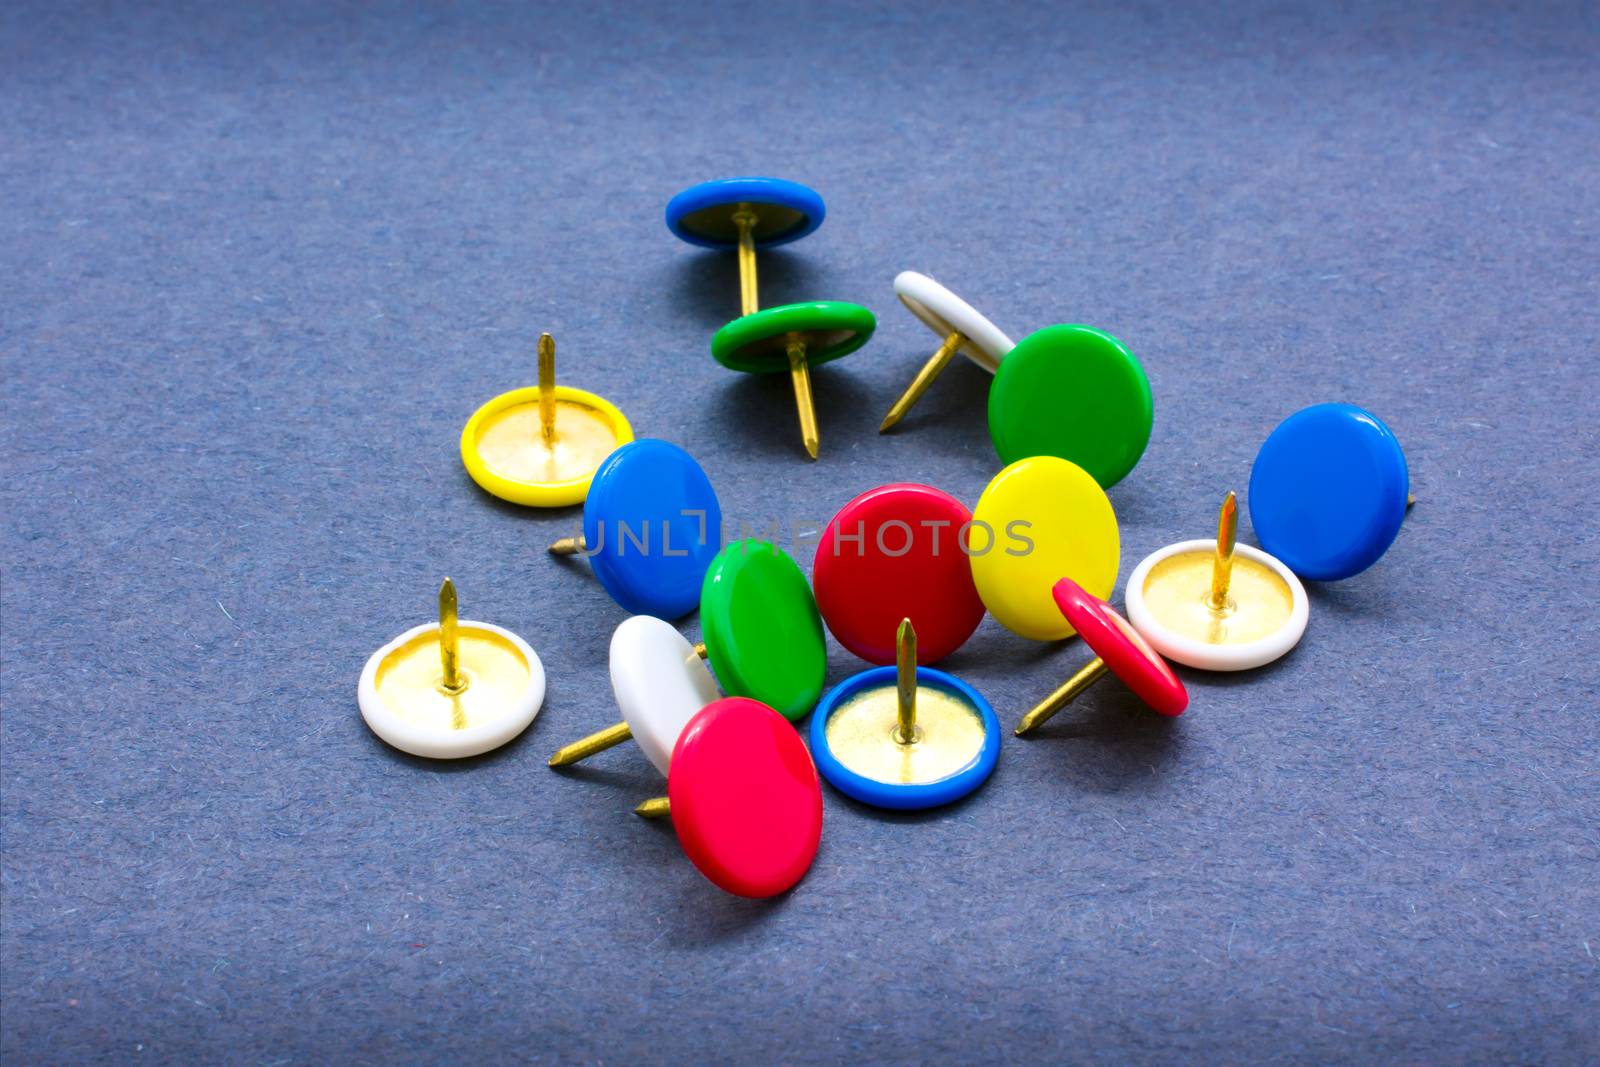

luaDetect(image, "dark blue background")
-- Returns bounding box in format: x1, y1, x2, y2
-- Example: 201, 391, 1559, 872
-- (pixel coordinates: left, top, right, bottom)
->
3, 2, 1596, 1062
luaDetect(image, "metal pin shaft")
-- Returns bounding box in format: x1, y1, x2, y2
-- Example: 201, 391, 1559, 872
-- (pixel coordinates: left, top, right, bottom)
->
880, 330, 964, 433
733, 204, 759, 316
1210, 491, 1238, 611
438, 577, 463, 693
538, 332, 557, 448
895, 617, 917, 744
1015, 658, 1108, 736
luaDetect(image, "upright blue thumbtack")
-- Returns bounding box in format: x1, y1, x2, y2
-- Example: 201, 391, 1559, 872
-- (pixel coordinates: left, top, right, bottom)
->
810, 618, 1000, 811
549, 439, 722, 619
1248, 403, 1411, 581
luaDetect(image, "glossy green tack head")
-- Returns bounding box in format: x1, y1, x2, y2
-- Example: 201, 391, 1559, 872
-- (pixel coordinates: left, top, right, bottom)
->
700, 539, 826, 721
710, 301, 876, 461
986, 324, 1153, 489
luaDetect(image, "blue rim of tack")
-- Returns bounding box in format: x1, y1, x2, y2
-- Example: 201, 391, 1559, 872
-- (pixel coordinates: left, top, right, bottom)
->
809, 665, 1000, 811
665, 177, 825, 249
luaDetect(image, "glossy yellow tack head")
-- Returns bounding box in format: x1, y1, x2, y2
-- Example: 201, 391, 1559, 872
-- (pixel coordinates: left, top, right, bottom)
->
460, 333, 633, 507
969, 456, 1120, 641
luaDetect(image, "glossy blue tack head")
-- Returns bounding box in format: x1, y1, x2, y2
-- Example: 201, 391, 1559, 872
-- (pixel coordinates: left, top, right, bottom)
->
1248, 403, 1409, 582
809, 666, 1001, 811
582, 439, 722, 618
665, 177, 825, 250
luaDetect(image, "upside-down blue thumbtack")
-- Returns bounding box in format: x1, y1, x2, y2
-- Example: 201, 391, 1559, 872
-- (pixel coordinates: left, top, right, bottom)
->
1248, 402, 1412, 582
810, 617, 1000, 811
549, 439, 722, 619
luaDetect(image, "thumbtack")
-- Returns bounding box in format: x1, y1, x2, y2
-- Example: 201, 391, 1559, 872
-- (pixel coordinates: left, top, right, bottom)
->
1015, 577, 1188, 736
969, 456, 1120, 641
710, 301, 876, 460
812, 483, 986, 665
639, 697, 824, 899
987, 324, 1152, 488
357, 578, 546, 758
549, 540, 827, 769
880, 271, 1015, 432
1248, 403, 1411, 581
1125, 492, 1310, 671
460, 332, 633, 507
665, 177, 827, 317
546, 439, 722, 619
548, 615, 720, 774
810, 618, 1001, 810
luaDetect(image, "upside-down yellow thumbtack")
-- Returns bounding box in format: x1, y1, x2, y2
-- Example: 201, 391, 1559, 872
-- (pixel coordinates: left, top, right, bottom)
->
1124, 492, 1309, 671
357, 578, 545, 758
460, 332, 633, 507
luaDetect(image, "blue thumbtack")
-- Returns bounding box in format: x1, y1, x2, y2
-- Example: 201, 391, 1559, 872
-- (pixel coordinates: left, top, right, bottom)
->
810, 618, 1000, 811
549, 439, 722, 619
665, 177, 826, 257
1248, 403, 1411, 581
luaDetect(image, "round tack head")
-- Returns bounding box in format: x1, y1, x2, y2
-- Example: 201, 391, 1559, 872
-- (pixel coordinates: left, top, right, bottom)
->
710, 302, 877, 374
1125, 539, 1309, 672
665, 177, 825, 249
609, 615, 721, 776
812, 483, 986, 665
987, 324, 1153, 488
668, 697, 823, 899
700, 540, 826, 722
460, 385, 633, 507
358, 621, 546, 758
969, 457, 1120, 641
810, 665, 1000, 811
582, 439, 723, 619
1248, 403, 1409, 581
893, 271, 1015, 372
1052, 578, 1187, 716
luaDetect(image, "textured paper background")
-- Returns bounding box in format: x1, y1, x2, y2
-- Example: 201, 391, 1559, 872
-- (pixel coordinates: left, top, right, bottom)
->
2, 1, 1597, 1062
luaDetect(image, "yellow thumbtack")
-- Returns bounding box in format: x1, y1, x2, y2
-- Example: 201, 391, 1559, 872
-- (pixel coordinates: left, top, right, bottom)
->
460, 331, 633, 507
356, 578, 546, 758
880, 272, 1016, 432
1123, 492, 1310, 671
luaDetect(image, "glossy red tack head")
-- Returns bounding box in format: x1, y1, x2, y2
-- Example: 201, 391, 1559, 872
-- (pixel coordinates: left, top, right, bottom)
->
1052, 577, 1188, 717
667, 697, 823, 898
812, 483, 986, 665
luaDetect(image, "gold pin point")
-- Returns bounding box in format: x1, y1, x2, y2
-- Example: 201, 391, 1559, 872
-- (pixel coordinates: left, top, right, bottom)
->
634, 796, 671, 819
546, 626, 711, 768
548, 535, 587, 556
787, 335, 820, 461
1014, 658, 1110, 735
881, 330, 963, 433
